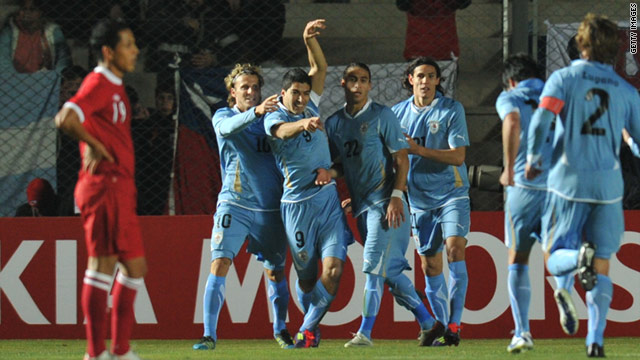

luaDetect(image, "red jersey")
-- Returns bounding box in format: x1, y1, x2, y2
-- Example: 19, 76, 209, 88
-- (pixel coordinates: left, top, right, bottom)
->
65, 66, 135, 179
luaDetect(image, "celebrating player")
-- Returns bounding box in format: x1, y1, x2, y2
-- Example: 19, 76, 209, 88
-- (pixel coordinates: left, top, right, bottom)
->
525, 13, 640, 357
323, 62, 435, 348
264, 19, 354, 348
54, 19, 143, 360
392, 57, 469, 347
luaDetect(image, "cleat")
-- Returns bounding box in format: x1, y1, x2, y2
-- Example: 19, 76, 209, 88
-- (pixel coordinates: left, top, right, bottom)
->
418, 321, 445, 347
84, 350, 113, 360
587, 343, 605, 357
506, 331, 534, 353
432, 324, 461, 347
192, 336, 216, 350
311, 328, 321, 348
554, 288, 578, 335
578, 242, 598, 291
274, 329, 294, 349
344, 332, 373, 348
293, 329, 316, 348
113, 350, 142, 360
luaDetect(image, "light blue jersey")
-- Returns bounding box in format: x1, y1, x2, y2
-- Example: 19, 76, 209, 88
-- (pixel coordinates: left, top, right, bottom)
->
392, 93, 469, 211
527, 59, 640, 203
213, 106, 283, 210
264, 92, 334, 202
325, 99, 409, 217
496, 78, 549, 189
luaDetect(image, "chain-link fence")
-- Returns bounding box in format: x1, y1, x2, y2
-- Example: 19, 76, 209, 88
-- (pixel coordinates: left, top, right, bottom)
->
0, 0, 637, 217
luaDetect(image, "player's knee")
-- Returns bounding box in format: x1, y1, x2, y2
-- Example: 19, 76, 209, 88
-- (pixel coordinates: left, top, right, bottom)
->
299, 278, 315, 293
324, 262, 343, 284
593, 257, 610, 276
211, 257, 232, 276
266, 269, 285, 282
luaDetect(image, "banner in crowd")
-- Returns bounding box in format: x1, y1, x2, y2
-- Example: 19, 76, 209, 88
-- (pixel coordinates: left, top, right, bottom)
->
1, 212, 639, 340
0, 71, 60, 217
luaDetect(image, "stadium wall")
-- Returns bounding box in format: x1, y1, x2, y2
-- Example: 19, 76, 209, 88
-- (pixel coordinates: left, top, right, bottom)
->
1, 212, 639, 340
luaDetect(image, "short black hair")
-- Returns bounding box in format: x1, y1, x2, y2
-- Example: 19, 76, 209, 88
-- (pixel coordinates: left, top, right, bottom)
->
402, 57, 444, 95
89, 19, 131, 62
342, 62, 372, 81
501, 53, 539, 89
60, 65, 87, 85
281, 68, 311, 91
566, 35, 580, 61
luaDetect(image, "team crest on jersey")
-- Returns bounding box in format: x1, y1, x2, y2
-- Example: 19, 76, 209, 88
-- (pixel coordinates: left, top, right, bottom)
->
429, 121, 440, 134
360, 122, 369, 134
213, 231, 223, 244
298, 250, 308, 262
113, 94, 121, 102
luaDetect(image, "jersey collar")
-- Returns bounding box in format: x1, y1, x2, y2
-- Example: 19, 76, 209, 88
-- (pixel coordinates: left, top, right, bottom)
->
410, 93, 441, 113
94, 66, 123, 86
343, 98, 372, 119
570, 59, 614, 71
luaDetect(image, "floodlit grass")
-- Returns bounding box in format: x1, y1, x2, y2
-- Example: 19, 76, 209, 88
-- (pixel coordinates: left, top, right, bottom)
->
0, 338, 638, 359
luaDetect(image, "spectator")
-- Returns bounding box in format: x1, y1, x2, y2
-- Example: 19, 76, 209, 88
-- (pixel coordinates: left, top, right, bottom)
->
15, 178, 59, 216
0, 0, 71, 73
240, 0, 286, 65
131, 83, 176, 215
57, 65, 88, 216
398, 0, 470, 61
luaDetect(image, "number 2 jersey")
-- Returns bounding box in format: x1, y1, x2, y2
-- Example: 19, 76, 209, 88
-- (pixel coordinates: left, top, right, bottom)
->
213, 106, 283, 211
392, 93, 469, 211
528, 59, 640, 203
64, 66, 134, 179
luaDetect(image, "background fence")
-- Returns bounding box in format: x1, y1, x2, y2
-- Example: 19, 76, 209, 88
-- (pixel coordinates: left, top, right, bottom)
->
0, 0, 637, 217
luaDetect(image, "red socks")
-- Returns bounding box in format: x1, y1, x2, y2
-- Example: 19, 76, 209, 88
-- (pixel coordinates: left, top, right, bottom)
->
110, 273, 143, 356
82, 270, 111, 357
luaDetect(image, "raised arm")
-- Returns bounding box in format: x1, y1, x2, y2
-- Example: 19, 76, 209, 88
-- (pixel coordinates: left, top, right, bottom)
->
303, 19, 328, 96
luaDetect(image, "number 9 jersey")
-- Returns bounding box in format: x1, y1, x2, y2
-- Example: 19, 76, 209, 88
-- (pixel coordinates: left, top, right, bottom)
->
530, 59, 640, 203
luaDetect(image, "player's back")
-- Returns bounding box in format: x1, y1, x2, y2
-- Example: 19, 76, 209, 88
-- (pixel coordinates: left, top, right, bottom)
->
547, 59, 637, 202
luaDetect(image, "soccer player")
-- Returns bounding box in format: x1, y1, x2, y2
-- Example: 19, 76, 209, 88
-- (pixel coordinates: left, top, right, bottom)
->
54, 19, 143, 360
525, 14, 640, 358
192, 64, 293, 351
323, 62, 435, 348
392, 57, 469, 347
264, 19, 354, 348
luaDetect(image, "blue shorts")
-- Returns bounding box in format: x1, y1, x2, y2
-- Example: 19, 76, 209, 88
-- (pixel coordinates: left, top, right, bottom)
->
411, 198, 470, 256
504, 186, 546, 253
281, 186, 353, 280
356, 200, 411, 278
210, 202, 287, 270
542, 193, 623, 260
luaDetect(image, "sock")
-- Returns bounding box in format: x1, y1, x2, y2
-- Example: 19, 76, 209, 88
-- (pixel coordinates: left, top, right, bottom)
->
547, 249, 579, 276
508, 263, 531, 336
299, 281, 334, 333
203, 274, 226, 341
586, 274, 612, 347
387, 273, 434, 330
268, 278, 289, 334
425, 273, 449, 325
555, 274, 575, 292
448, 260, 468, 327
296, 279, 312, 314
358, 274, 384, 338
82, 270, 111, 357
111, 272, 143, 356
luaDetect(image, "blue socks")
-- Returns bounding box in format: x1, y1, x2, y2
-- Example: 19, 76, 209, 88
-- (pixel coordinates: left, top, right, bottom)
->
296, 279, 312, 314
268, 279, 289, 334
387, 273, 434, 330
586, 274, 612, 347
508, 264, 531, 336
547, 249, 579, 276
426, 273, 449, 325
203, 274, 226, 340
448, 261, 468, 327
299, 281, 334, 333
358, 274, 384, 338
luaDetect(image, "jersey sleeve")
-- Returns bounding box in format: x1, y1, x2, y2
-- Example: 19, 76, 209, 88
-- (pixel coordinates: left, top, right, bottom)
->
264, 110, 287, 137
379, 106, 409, 153
65, 75, 107, 124
212, 107, 259, 137
496, 91, 519, 121
539, 71, 566, 113
447, 101, 470, 148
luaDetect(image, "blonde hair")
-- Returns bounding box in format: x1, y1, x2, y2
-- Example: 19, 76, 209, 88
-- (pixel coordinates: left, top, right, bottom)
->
224, 63, 264, 107
576, 13, 620, 64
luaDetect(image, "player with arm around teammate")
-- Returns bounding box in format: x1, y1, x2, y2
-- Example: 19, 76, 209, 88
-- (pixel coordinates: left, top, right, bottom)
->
391, 57, 469, 347
525, 13, 640, 357
191, 63, 294, 351
54, 19, 144, 360
322, 62, 436, 348
264, 19, 354, 348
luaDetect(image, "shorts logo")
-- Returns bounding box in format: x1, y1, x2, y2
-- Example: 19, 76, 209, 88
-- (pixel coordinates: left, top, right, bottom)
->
298, 250, 308, 262
429, 121, 440, 134
360, 122, 369, 134
213, 232, 224, 244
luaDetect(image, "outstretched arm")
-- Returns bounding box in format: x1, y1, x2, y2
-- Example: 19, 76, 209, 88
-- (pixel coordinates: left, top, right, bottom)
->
304, 19, 328, 96
270, 116, 323, 140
